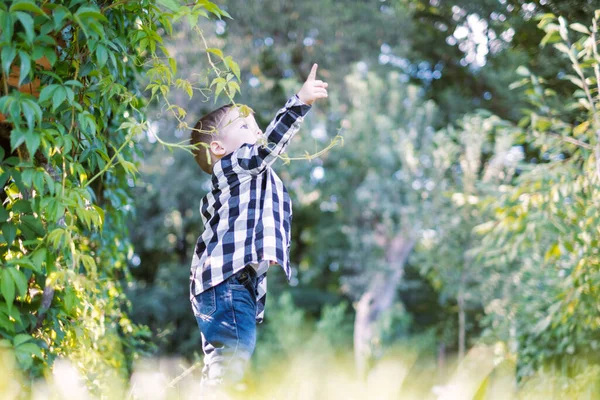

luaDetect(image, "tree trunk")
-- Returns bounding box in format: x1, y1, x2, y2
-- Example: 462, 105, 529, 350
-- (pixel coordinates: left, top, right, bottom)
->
458, 287, 465, 362
437, 341, 446, 372
353, 235, 415, 378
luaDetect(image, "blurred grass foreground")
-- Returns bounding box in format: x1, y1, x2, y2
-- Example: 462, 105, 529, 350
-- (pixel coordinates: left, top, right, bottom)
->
2, 341, 599, 400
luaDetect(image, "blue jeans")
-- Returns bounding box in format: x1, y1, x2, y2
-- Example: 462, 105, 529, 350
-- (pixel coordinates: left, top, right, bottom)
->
191, 266, 258, 396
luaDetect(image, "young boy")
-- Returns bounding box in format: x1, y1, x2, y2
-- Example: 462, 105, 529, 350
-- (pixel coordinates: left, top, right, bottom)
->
189, 63, 328, 396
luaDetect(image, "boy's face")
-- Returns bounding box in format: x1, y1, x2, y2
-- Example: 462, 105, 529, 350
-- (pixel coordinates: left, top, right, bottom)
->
210, 107, 263, 158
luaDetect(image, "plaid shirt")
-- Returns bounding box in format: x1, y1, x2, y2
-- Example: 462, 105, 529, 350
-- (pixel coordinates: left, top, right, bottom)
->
190, 95, 312, 323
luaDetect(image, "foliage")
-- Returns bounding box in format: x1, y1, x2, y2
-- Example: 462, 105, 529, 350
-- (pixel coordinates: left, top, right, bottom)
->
474, 11, 600, 382
0, 0, 238, 392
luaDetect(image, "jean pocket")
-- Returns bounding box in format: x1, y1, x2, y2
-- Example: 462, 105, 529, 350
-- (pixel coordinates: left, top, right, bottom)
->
229, 268, 257, 299
192, 287, 217, 318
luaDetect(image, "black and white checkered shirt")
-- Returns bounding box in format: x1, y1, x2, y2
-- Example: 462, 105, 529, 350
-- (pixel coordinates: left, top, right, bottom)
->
190, 95, 311, 323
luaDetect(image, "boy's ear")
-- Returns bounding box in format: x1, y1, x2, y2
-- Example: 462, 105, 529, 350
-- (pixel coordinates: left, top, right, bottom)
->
210, 140, 226, 157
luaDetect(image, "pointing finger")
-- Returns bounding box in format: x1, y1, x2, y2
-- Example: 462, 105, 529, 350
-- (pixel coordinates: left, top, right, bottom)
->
308, 63, 318, 81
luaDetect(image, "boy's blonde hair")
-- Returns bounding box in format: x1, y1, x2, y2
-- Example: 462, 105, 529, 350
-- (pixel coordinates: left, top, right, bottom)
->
190, 103, 233, 174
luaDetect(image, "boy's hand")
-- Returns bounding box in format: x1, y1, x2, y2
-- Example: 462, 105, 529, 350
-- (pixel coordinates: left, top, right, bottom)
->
297, 63, 328, 105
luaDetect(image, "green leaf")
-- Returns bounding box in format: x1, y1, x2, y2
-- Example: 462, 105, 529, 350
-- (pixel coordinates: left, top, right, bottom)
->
38, 84, 58, 103
203, 1, 225, 19
44, 172, 55, 195
96, 44, 108, 68
10, 129, 27, 151
15, 11, 35, 44
12, 199, 32, 213
1, 45, 17, 76
229, 60, 240, 82
75, 6, 108, 23
64, 287, 78, 313
18, 51, 31, 86
187, 12, 199, 28
64, 87, 74, 104
16, 342, 43, 359
0, 11, 14, 42
573, 121, 590, 136
7, 268, 28, 297
23, 99, 42, 126
219, 8, 232, 19
52, 86, 66, 112
1, 268, 15, 313
33, 171, 44, 193
10, 0, 46, 16
48, 228, 65, 248
157, 0, 180, 12
52, 5, 70, 30
168, 57, 177, 75
238, 104, 253, 118
227, 81, 240, 96
13, 334, 32, 347
21, 103, 35, 132
207, 48, 223, 59
215, 80, 226, 98
30, 249, 46, 272
24, 131, 41, 158
2, 223, 17, 247
43, 46, 57, 66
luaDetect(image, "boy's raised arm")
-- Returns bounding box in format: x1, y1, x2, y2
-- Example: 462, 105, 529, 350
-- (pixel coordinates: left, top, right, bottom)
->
234, 64, 328, 174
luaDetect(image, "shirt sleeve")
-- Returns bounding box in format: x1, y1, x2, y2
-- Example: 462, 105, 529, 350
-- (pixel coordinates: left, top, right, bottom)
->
233, 94, 312, 175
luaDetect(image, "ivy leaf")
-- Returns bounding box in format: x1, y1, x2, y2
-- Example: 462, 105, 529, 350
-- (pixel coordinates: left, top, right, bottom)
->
24, 132, 40, 159
30, 249, 46, 273
229, 60, 240, 82
18, 51, 31, 86
15, 341, 42, 369
10, 0, 47, 17
75, 6, 108, 23
215, 80, 226, 98
10, 129, 27, 151
573, 121, 590, 136
48, 228, 65, 248
13, 333, 32, 348
96, 44, 108, 68
15, 11, 35, 44
157, 0, 180, 13
7, 268, 28, 297
52, 5, 71, 30
1, 45, 17, 76
52, 86, 66, 112
22, 99, 42, 129
207, 47, 223, 59
0, 11, 14, 42
2, 223, 17, 247
38, 84, 58, 104
43, 46, 57, 66
1, 269, 15, 313
168, 57, 177, 75
64, 287, 78, 313
16, 342, 42, 358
